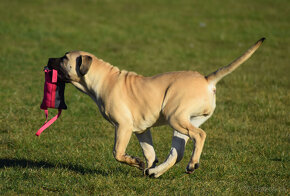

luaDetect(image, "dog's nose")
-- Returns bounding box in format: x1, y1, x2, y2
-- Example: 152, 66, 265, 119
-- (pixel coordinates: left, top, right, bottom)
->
47, 58, 60, 69
48, 58, 57, 65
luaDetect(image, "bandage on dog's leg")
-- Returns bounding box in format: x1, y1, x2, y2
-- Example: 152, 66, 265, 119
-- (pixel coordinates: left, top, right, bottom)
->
145, 130, 189, 178
135, 129, 158, 169
169, 117, 206, 174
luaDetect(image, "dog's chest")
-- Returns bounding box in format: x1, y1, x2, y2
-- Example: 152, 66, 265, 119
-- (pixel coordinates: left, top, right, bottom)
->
132, 113, 165, 133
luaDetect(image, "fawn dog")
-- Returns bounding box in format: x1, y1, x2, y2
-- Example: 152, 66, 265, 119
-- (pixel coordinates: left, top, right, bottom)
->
47, 38, 265, 177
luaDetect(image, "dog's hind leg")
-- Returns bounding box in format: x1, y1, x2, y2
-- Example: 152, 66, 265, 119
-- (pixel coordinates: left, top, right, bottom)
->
145, 130, 189, 178
113, 124, 145, 170
169, 117, 207, 174
135, 129, 158, 169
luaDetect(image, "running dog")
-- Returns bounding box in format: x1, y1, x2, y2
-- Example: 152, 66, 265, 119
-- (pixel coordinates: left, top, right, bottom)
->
47, 38, 265, 177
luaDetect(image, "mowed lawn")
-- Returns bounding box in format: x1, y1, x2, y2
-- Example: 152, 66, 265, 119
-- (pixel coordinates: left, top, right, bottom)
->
0, 0, 289, 195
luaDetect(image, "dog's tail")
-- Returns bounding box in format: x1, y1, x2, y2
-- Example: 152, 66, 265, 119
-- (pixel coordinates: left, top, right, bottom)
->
206, 37, 265, 85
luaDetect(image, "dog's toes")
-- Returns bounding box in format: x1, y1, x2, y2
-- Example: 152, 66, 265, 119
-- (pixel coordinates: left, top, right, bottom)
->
194, 163, 199, 169
135, 157, 146, 170
186, 163, 199, 174
144, 168, 156, 178
144, 168, 149, 176
186, 167, 194, 174
139, 161, 146, 170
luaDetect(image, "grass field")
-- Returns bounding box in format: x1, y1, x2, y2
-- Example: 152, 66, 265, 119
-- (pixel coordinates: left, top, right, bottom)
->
0, 0, 289, 195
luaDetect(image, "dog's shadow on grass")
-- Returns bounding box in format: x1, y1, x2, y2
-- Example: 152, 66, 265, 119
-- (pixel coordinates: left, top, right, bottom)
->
0, 158, 123, 176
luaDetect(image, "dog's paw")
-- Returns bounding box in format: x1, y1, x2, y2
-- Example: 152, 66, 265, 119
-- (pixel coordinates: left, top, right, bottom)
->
135, 157, 146, 170
186, 163, 199, 174
144, 168, 157, 178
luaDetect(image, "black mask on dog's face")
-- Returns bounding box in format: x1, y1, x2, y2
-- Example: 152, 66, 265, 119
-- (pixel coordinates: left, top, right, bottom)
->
47, 52, 92, 83
47, 57, 71, 83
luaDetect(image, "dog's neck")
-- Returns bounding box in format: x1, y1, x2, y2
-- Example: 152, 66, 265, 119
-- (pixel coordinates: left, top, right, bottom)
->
71, 58, 136, 105
71, 58, 143, 123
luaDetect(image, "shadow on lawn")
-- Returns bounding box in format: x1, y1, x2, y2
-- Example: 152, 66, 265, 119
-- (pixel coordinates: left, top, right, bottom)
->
0, 158, 115, 176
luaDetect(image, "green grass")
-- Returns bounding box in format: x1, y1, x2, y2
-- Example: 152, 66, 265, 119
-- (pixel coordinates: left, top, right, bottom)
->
0, 0, 289, 195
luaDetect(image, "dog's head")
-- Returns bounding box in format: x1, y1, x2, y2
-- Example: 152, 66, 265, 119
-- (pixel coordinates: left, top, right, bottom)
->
47, 51, 93, 83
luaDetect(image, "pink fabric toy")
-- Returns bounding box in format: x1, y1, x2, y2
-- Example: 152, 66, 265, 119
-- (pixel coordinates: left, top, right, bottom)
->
36, 67, 67, 136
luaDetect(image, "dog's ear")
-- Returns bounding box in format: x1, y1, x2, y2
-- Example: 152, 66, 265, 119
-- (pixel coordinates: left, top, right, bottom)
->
78, 55, 92, 76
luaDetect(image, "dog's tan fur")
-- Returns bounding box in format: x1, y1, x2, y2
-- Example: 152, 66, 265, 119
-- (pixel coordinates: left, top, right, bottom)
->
48, 38, 264, 177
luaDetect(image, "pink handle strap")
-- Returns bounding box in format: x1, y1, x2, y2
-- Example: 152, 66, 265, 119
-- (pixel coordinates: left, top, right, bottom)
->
35, 109, 62, 136
52, 69, 58, 83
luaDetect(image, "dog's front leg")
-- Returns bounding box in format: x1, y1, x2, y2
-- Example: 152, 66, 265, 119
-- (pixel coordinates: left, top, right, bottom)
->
145, 130, 189, 178
113, 125, 145, 170
135, 129, 158, 169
